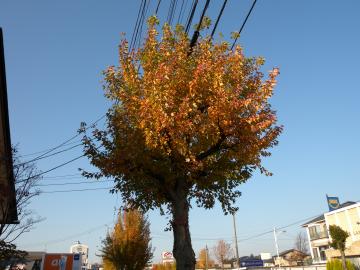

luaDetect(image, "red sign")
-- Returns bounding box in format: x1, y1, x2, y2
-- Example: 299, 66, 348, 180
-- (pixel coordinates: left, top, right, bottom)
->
41, 254, 80, 270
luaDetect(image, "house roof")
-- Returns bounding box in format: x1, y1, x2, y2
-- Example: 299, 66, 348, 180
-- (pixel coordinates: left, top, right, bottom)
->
302, 201, 357, 227
274, 249, 308, 258
302, 214, 325, 226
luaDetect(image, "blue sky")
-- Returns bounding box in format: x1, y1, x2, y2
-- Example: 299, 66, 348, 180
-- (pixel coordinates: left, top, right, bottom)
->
1, 0, 360, 264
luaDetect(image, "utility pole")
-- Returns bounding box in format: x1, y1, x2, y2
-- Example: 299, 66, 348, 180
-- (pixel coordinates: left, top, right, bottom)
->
273, 227, 285, 269
0, 27, 18, 224
205, 244, 209, 270
233, 213, 240, 269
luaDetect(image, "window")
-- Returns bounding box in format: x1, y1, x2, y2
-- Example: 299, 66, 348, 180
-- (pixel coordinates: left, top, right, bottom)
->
309, 224, 328, 240
319, 246, 328, 261
312, 248, 319, 262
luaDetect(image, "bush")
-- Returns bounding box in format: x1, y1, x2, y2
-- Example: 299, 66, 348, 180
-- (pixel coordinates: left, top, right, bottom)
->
327, 259, 356, 270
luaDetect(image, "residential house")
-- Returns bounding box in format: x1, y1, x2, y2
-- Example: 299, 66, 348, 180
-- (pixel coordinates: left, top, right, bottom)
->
273, 249, 309, 266
303, 201, 360, 265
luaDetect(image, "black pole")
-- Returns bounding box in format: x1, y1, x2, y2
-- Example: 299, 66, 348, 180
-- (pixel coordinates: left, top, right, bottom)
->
0, 27, 18, 224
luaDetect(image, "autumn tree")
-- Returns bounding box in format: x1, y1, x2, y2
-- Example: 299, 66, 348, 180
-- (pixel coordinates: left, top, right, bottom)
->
329, 225, 349, 270
196, 248, 214, 269
213, 240, 232, 269
101, 208, 153, 270
294, 232, 308, 254
81, 16, 281, 270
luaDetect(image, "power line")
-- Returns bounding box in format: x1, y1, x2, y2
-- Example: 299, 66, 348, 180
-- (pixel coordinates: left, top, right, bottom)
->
40, 187, 112, 194
210, 0, 228, 39
231, 0, 258, 50
177, 0, 186, 25
21, 222, 113, 248
167, 0, 175, 24
137, 0, 151, 49
189, 0, 210, 50
155, 0, 162, 15
17, 154, 85, 183
35, 179, 112, 187
185, 0, 198, 34
130, 0, 145, 51
19, 143, 82, 166
18, 140, 82, 158
41, 173, 82, 179
21, 114, 105, 165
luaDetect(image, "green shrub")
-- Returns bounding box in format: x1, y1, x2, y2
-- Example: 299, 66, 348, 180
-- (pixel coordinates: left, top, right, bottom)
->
327, 259, 356, 270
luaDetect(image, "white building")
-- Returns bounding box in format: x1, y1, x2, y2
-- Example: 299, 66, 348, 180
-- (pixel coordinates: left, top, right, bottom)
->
303, 201, 360, 265
70, 241, 89, 270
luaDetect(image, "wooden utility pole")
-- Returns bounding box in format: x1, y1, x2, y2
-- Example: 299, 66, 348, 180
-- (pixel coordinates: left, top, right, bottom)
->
0, 27, 18, 224
233, 213, 240, 269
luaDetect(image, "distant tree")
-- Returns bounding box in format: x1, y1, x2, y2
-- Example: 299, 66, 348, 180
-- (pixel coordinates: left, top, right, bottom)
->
81, 16, 281, 269
213, 240, 232, 269
329, 225, 349, 270
101, 208, 153, 270
295, 232, 308, 254
0, 147, 43, 243
196, 248, 215, 269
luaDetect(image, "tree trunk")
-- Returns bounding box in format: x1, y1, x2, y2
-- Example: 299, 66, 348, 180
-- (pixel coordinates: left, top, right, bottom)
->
172, 194, 195, 270
340, 249, 347, 270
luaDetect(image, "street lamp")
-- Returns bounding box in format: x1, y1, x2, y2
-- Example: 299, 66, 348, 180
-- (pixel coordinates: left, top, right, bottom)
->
273, 227, 286, 269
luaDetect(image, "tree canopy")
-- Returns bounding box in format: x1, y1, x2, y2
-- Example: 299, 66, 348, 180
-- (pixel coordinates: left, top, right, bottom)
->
82, 16, 281, 214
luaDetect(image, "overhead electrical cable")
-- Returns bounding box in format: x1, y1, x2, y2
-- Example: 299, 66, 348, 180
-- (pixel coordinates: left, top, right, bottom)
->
19, 143, 83, 166
137, 0, 151, 49
231, 0, 258, 50
130, 0, 145, 51
23, 114, 105, 165
155, 0, 162, 15
177, 0, 186, 25
17, 154, 85, 183
189, 0, 210, 50
19, 140, 82, 158
185, 0, 198, 34
21, 222, 113, 248
167, 0, 175, 24
40, 187, 112, 194
169, 0, 178, 26
210, 0, 228, 39
41, 173, 82, 179
35, 179, 112, 187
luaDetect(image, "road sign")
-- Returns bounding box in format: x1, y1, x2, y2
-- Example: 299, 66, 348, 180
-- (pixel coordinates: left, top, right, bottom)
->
240, 259, 264, 268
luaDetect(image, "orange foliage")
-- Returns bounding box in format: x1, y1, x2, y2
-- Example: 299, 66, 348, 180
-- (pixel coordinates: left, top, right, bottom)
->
82, 16, 282, 214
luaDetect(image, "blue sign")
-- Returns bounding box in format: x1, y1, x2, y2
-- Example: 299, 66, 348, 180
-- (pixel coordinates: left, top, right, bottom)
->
74, 254, 80, 260
240, 259, 264, 267
327, 195, 340, 211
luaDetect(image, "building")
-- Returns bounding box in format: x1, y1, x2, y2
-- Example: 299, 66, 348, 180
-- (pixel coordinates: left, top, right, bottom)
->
273, 249, 310, 266
303, 201, 360, 264
70, 241, 89, 270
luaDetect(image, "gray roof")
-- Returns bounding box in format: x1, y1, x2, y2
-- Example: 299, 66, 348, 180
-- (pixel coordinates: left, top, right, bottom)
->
302, 214, 325, 226
302, 201, 357, 227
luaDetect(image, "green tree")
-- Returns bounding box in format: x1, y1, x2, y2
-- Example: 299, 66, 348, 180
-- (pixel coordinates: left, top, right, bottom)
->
101, 209, 153, 270
329, 225, 349, 270
82, 17, 281, 270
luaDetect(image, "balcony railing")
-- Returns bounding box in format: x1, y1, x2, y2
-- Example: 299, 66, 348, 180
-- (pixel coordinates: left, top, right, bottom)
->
310, 230, 328, 240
